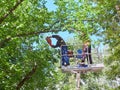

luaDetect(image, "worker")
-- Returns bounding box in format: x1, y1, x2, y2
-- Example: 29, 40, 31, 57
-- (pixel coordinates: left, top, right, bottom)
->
46, 35, 70, 66
82, 40, 93, 65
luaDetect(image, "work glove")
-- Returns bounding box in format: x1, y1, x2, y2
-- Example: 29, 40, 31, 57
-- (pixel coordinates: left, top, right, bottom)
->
46, 37, 52, 46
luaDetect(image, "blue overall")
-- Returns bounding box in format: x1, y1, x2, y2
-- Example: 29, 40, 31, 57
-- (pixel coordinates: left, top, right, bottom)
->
61, 46, 70, 66
76, 49, 83, 59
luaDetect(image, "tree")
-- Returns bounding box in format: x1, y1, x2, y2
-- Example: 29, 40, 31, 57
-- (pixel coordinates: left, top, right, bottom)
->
0, 0, 62, 89
87, 0, 120, 89
1, 0, 120, 90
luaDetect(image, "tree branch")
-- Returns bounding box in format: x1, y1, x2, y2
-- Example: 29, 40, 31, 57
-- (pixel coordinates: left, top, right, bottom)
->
16, 19, 61, 37
0, 0, 24, 24
0, 19, 61, 48
0, 29, 61, 48
16, 62, 37, 90
16, 29, 59, 37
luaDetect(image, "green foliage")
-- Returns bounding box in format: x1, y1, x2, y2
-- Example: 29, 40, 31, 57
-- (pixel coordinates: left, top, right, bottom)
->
90, 0, 120, 89
93, 0, 120, 80
0, 0, 120, 90
0, 0, 61, 89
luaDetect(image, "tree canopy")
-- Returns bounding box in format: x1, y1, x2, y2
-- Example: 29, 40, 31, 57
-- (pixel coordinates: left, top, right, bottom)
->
0, 0, 120, 90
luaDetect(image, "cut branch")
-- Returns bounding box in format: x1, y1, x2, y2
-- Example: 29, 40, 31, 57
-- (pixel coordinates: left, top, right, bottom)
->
0, 0, 24, 24
16, 62, 37, 90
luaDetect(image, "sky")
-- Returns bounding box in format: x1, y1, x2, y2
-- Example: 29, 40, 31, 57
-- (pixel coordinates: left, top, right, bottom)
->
45, 0, 57, 11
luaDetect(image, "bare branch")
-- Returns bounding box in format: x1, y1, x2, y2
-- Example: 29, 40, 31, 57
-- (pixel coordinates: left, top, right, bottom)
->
0, 0, 24, 24
16, 62, 37, 90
